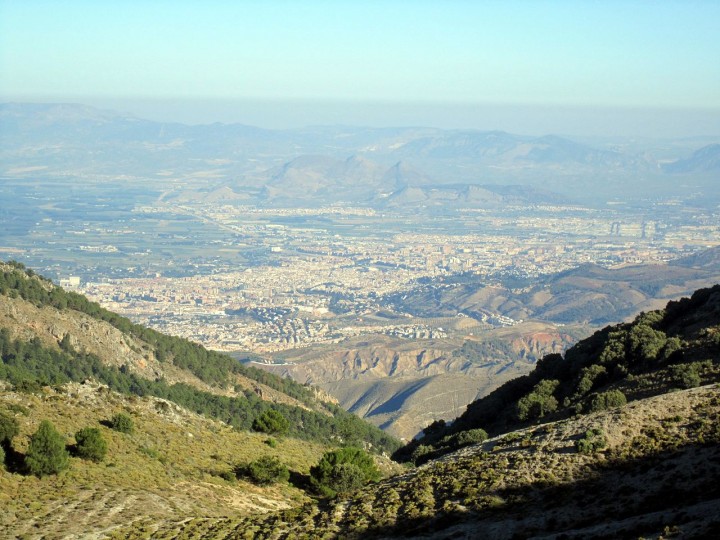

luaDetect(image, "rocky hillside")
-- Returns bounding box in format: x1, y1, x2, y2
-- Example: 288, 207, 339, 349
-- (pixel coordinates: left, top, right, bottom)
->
119, 383, 720, 539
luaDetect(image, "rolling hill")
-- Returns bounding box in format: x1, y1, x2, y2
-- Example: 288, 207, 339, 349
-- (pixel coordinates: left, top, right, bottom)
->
663, 143, 720, 173
385, 254, 720, 325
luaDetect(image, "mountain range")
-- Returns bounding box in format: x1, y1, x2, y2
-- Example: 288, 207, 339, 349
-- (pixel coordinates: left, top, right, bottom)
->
3, 103, 719, 206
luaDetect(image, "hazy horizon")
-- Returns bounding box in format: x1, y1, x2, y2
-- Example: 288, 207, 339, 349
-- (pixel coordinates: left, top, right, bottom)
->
2, 1, 718, 139
3, 97, 720, 140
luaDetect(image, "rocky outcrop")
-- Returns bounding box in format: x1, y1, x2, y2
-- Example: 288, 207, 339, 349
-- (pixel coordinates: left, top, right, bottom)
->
506, 331, 575, 360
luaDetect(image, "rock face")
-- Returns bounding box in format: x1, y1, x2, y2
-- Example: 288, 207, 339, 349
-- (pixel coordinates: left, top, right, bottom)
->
255, 324, 578, 440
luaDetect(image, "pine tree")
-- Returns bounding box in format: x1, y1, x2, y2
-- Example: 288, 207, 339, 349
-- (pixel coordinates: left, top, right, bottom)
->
25, 420, 69, 477
252, 409, 289, 435
309, 447, 381, 497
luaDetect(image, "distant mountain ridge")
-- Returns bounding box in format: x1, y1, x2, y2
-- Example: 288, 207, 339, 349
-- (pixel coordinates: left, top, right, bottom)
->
3, 102, 718, 205
663, 143, 720, 173
392, 130, 634, 168
255, 152, 569, 207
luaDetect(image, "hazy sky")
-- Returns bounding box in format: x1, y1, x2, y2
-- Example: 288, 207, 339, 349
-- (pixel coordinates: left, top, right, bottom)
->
1, 0, 719, 135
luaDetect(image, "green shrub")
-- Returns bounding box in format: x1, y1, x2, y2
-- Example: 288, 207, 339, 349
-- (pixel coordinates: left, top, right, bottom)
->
4, 403, 29, 416
252, 409, 289, 436
573, 365, 607, 398
325, 462, 367, 494
235, 455, 289, 486
138, 445, 160, 460
499, 432, 523, 445
109, 412, 134, 434
74, 427, 108, 462
455, 428, 489, 447
410, 444, 433, 464
628, 324, 667, 361
219, 469, 236, 482
25, 420, 69, 477
575, 428, 607, 455
264, 437, 278, 448
13, 380, 42, 394
598, 332, 626, 365
588, 390, 627, 413
0, 412, 20, 444
671, 363, 701, 389
517, 380, 559, 421
310, 447, 381, 497
0, 444, 5, 468
661, 337, 683, 361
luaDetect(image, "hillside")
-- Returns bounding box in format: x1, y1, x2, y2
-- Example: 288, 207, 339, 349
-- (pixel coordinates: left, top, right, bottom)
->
398, 284, 720, 463
2, 265, 719, 538
0, 261, 399, 454
114, 285, 720, 539
0, 381, 328, 539
385, 258, 720, 324
117, 384, 720, 539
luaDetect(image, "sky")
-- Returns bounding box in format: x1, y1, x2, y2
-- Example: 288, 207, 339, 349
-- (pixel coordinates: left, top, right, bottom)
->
1, 0, 719, 136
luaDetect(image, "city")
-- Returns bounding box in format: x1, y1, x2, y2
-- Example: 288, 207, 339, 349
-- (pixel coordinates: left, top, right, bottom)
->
67, 200, 719, 353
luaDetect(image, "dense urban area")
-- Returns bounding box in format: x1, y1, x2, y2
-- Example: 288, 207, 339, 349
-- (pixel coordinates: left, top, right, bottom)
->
57, 200, 719, 353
